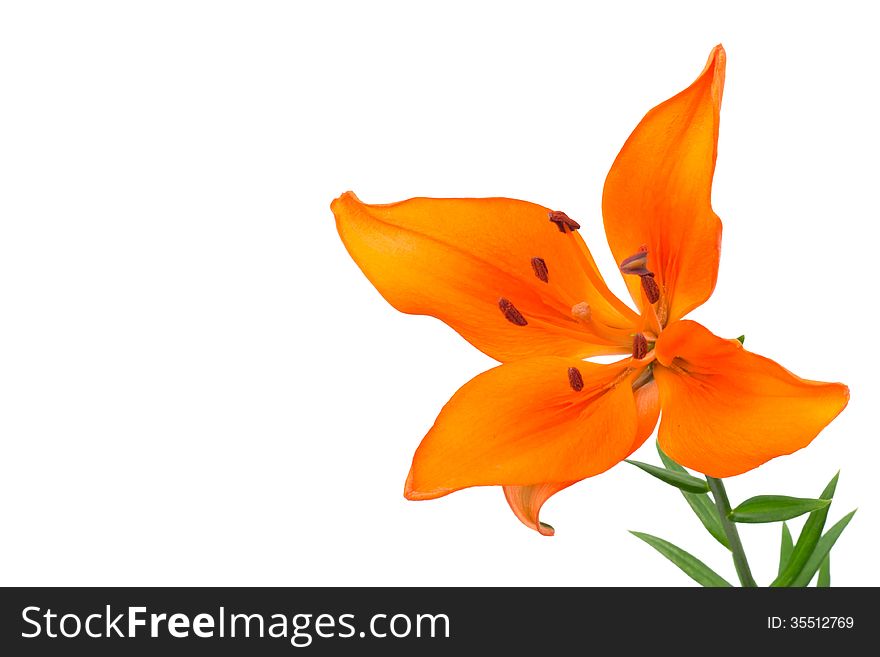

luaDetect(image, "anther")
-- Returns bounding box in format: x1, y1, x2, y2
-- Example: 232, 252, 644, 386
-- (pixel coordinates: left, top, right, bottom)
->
619, 249, 661, 304
530, 257, 549, 283
640, 274, 661, 304
568, 366, 584, 392
632, 333, 648, 360
548, 210, 580, 233
571, 301, 591, 323
498, 298, 528, 326
619, 248, 650, 276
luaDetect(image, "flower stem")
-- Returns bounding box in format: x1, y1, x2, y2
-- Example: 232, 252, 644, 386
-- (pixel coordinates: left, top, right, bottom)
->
706, 476, 757, 587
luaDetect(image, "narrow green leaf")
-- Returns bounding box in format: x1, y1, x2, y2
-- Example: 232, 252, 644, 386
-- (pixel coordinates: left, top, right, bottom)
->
792, 510, 856, 587
729, 495, 830, 523
736, 335, 745, 344
778, 522, 794, 576
626, 459, 710, 494
772, 472, 839, 587
656, 446, 688, 475
630, 531, 733, 587
657, 444, 730, 549
817, 554, 831, 588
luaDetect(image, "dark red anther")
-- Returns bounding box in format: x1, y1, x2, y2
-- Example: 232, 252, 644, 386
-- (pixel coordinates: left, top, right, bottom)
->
531, 257, 549, 283
548, 210, 580, 233
619, 249, 650, 276
568, 366, 584, 392
632, 333, 649, 360
498, 298, 528, 326
640, 274, 661, 304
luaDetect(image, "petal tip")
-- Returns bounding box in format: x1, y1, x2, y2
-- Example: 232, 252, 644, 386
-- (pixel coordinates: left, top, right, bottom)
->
822, 381, 850, 420
403, 466, 418, 500
330, 190, 359, 214
706, 44, 726, 72
834, 382, 850, 414
504, 482, 577, 537
704, 44, 726, 99
538, 521, 555, 537
403, 466, 451, 501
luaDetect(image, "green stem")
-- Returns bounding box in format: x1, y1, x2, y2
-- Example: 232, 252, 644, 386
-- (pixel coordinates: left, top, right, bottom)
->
706, 477, 757, 587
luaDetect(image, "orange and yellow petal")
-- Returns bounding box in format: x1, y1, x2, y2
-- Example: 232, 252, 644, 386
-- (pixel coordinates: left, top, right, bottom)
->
501, 373, 658, 535
654, 320, 849, 478
502, 482, 576, 536
603, 46, 725, 322
332, 192, 638, 362
404, 357, 640, 499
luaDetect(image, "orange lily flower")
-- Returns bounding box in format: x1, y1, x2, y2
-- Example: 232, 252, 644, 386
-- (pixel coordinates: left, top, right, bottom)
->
331, 45, 849, 535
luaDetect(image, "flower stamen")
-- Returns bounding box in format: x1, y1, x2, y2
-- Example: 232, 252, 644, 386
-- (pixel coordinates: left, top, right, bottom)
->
498, 298, 528, 326
531, 257, 549, 283
632, 333, 648, 360
548, 210, 580, 233
640, 273, 660, 304
568, 366, 584, 392
620, 248, 666, 325
619, 247, 650, 276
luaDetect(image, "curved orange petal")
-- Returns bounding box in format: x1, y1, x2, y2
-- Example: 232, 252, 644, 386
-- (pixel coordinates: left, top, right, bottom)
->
501, 375, 659, 535
502, 482, 575, 536
603, 45, 725, 322
404, 357, 640, 499
332, 192, 638, 362
654, 320, 849, 478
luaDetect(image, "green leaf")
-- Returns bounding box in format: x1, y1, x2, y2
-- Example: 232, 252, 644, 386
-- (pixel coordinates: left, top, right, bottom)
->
736, 335, 745, 345
772, 472, 839, 587
778, 522, 794, 576
817, 554, 831, 588
630, 531, 733, 587
657, 444, 730, 549
626, 459, 710, 494
792, 510, 856, 587
729, 495, 830, 523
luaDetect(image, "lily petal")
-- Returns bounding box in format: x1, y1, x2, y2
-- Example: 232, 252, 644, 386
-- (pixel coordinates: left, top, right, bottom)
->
332, 192, 638, 362
404, 357, 639, 499
502, 377, 659, 535
503, 482, 575, 536
630, 377, 661, 455
603, 45, 725, 322
654, 320, 850, 478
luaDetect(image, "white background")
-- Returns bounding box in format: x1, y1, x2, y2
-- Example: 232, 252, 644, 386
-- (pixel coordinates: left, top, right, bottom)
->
1, 1, 877, 586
